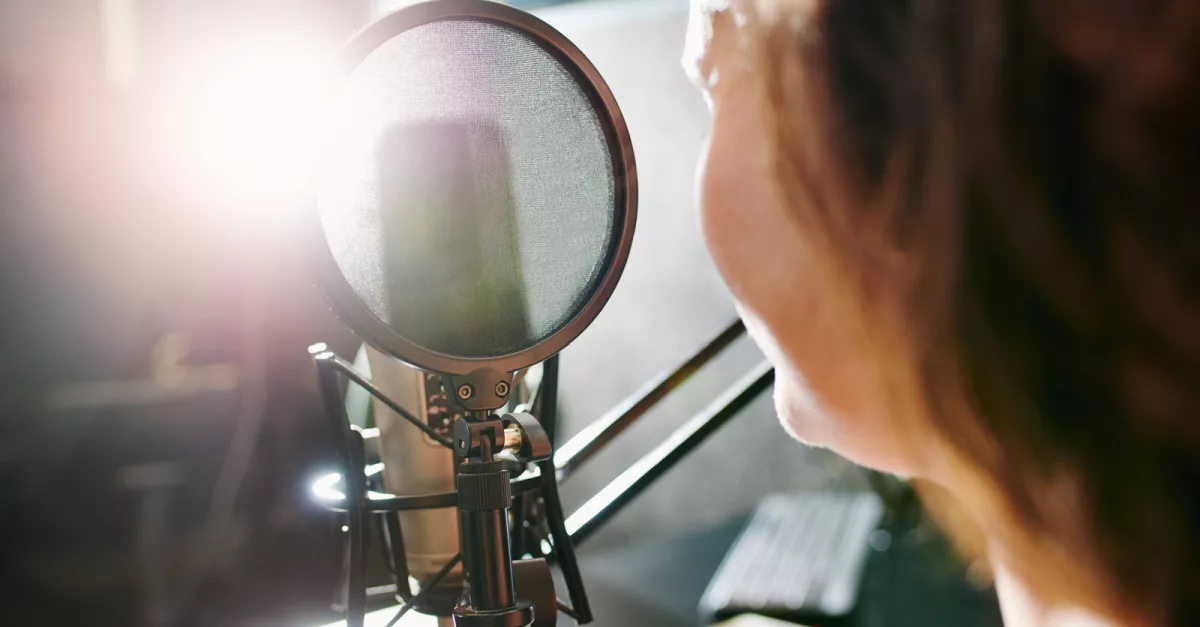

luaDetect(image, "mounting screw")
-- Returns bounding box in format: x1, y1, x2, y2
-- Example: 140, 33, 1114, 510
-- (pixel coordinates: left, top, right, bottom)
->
458, 438, 467, 450
495, 380, 510, 397
457, 384, 474, 401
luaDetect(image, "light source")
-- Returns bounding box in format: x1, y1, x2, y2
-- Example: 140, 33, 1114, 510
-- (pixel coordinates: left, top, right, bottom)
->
179, 38, 328, 216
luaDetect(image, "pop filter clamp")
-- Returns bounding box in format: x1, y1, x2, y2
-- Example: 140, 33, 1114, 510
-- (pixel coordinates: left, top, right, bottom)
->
303, 2, 775, 626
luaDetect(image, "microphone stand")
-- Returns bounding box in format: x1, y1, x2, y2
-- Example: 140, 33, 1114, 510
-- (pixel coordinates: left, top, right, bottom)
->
309, 319, 768, 627
451, 411, 533, 627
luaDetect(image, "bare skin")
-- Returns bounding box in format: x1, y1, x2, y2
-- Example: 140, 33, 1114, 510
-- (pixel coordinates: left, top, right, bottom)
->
684, 0, 916, 477
683, 3, 1115, 626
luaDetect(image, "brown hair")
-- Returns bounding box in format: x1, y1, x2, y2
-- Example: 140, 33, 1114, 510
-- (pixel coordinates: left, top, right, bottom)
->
744, 0, 1200, 624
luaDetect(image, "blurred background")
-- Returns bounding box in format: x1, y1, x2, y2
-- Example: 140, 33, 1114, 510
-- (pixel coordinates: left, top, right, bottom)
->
0, 0, 1001, 625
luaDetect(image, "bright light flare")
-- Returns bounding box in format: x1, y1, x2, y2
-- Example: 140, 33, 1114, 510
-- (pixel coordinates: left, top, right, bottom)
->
180, 39, 331, 217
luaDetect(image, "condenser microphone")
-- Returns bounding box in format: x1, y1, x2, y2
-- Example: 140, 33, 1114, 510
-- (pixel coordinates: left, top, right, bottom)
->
365, 347, 464, 613
308, 1, 637, 625
364, 116, 532, 610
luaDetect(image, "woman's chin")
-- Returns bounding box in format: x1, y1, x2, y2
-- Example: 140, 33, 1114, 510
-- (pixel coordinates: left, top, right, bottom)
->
773, 375, 836, 449
773, 374, 919, 476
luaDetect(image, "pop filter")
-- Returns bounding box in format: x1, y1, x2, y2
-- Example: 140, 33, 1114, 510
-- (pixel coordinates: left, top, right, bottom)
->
312, 0, 636, 396
307, 2, 635, 625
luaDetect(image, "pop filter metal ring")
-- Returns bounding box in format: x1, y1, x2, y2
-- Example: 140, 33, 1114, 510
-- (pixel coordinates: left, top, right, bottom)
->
310, 0, 638, 376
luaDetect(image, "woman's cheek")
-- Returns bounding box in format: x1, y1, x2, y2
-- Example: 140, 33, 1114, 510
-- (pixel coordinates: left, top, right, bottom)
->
696, 131, 744, 303
696, 107, 791, 311
696, 71, 923, 476
698, 99, 843, 452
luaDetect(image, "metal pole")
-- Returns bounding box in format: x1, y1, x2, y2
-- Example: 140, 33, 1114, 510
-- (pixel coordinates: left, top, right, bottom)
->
455, 436, 522, 619
315, 353, 367, 627
565, 362, 774, 545
533, 355, 560, 444
459, 506, 516, 610
537, 459, 592, 623
553, 320, 745, 479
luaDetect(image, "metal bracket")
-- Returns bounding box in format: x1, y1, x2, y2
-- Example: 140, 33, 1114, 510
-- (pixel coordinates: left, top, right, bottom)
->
445, 367, 514, 412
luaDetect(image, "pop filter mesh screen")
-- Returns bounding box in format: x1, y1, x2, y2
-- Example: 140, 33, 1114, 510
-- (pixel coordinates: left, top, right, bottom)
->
318, 18, 616, 360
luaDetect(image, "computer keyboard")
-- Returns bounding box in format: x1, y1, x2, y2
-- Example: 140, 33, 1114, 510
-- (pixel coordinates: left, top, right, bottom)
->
700, 492, 883, 625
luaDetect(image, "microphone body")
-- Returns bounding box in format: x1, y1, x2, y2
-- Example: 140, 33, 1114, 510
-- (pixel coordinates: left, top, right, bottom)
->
365, 345, 463, 606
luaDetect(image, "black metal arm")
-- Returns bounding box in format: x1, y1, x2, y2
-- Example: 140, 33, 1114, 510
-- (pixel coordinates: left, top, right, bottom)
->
553, 320, 745, 480
564, 361, 774, 545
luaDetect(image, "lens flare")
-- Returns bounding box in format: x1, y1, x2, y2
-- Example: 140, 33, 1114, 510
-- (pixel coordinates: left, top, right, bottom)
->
181, 39, 329, 217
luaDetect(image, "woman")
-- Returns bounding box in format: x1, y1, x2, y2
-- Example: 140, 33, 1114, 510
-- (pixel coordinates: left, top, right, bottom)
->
685, 1, 1200, 625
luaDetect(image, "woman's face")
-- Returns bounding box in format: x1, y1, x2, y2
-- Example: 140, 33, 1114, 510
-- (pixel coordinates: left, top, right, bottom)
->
684, 1, 920, 476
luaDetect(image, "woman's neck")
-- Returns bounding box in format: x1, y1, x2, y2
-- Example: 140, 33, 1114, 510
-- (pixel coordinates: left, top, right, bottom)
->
993, 561, 1118, 627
